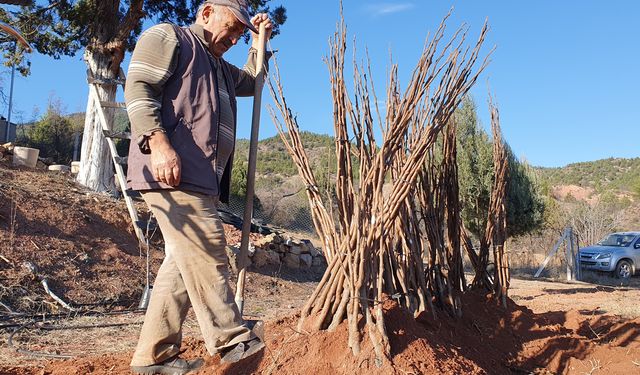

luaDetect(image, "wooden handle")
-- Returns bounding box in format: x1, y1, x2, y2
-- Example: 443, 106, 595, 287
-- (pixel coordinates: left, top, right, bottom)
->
235, 22, 267, 315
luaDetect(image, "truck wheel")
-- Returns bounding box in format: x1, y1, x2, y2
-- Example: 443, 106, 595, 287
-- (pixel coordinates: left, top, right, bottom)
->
615, 260, 633, 279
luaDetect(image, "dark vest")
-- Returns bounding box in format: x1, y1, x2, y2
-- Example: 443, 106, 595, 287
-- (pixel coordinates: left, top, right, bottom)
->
127, 25, 237, 202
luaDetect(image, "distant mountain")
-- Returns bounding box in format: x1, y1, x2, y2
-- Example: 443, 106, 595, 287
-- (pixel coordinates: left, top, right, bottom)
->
238, 134, 640, 200
536, 158, 640, 194
235, 131, 335, 178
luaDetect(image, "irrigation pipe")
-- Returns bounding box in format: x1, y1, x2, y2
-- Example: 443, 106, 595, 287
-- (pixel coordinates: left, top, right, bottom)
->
0, 306, 145, 326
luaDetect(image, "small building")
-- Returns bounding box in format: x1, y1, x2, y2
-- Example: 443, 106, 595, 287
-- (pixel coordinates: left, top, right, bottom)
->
0, 117, 17, 143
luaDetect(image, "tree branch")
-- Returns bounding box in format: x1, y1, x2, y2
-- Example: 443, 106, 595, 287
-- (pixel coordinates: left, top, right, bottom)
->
117, 0, 144, 44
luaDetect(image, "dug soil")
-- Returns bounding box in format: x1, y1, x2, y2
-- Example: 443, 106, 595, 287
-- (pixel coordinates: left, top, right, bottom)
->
1, 160, 639, 374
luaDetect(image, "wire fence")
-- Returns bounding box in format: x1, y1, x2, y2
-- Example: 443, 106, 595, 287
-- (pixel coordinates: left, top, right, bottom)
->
218, 190, 317, 235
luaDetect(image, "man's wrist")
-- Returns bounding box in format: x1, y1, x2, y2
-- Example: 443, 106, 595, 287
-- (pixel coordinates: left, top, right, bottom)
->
148, 129, 169, 149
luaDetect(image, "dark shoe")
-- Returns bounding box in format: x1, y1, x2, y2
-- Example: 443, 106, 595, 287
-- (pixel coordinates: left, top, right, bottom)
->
130, 356, 204, 375
220, 338, 265, 363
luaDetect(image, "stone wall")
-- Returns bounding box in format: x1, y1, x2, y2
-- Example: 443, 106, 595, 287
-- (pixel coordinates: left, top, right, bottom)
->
226, 233, 325, 272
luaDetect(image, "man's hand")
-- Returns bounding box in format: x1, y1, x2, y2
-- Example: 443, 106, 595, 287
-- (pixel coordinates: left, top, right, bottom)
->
148, 131, 181, 187
250, 13, 273, 49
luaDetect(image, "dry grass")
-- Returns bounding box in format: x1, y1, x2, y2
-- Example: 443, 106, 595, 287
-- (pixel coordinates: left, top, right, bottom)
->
0, 312, 145, 366
581, 359, 604, 375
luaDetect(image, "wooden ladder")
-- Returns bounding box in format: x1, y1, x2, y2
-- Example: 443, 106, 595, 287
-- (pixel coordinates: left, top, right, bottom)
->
86, 68, 146, 244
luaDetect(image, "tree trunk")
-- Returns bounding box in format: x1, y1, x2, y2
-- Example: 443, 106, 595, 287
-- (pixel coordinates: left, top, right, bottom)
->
75, 0, 136, 193
76, 48, 118, 192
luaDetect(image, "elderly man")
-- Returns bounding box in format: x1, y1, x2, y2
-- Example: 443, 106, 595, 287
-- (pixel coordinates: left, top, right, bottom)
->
124, 0, 272, 373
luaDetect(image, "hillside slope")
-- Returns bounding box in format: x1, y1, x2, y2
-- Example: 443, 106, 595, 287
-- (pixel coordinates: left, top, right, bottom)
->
241, 134, 640, 198
537, 157, 640, 194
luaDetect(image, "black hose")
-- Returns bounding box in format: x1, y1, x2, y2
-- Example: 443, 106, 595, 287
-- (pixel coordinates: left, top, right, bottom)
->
39, 321, 139, 331
0, 297, 140, 321
0, 307, 144, 332
0, 307, 144, 321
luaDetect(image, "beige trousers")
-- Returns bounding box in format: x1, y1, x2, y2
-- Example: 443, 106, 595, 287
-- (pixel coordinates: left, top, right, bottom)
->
130, 190, 253, 367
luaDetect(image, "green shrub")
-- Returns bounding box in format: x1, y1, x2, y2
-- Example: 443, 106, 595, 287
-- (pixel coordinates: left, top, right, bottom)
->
17, 99, 77, 164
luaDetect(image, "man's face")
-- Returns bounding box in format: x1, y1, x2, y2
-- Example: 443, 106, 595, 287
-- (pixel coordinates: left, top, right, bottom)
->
201, 6, 246, 58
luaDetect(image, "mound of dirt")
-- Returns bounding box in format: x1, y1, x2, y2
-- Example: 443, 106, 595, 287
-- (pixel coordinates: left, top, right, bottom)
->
551, 185, 596, 203
0, 164, 150, 310
2, 299, 486, 375
0, 161, 263, 312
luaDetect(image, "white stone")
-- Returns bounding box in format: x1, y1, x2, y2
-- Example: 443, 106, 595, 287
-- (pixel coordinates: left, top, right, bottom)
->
312, 256, 325, 267
12, 146, 39, 168
267, 250, 281, 265
48, 164, 71, 172
71, 161, 81, 174
307, 244, 321, 257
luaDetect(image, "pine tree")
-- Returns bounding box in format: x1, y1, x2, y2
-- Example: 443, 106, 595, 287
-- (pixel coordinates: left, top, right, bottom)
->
455, 96, 545, 239
455, 96, 493, 238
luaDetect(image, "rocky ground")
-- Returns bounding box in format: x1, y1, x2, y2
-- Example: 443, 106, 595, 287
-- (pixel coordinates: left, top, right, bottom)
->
0, 158, 639, 374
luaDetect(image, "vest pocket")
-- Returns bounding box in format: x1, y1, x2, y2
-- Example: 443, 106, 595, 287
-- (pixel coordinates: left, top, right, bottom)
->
170, 117, 192, 151
170, 117, 215, 161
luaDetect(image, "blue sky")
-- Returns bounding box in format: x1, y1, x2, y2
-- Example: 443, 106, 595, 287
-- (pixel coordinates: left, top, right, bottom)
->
1, 1, 638, 168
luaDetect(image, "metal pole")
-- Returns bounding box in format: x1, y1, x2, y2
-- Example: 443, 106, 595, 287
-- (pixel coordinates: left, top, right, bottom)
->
534, 227, 568, 278
566, 228, 572, 281
574, 230, 581, 281
5, 41, 16, 143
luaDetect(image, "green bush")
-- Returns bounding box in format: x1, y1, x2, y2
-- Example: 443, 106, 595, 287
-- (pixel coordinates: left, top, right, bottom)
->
17, 99, 78, 164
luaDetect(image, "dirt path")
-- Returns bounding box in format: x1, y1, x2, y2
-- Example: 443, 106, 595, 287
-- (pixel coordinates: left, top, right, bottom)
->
509, 276, 640, 319
0, 265, 319, 368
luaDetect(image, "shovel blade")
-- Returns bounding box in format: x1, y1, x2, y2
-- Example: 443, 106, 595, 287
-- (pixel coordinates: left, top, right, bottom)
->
138, 285, 153, 310
245, 319, 264, 341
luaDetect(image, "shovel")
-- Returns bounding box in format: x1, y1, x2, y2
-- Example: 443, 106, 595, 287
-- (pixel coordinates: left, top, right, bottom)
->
137, 217, 157, 310
235, 22, 267, 334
